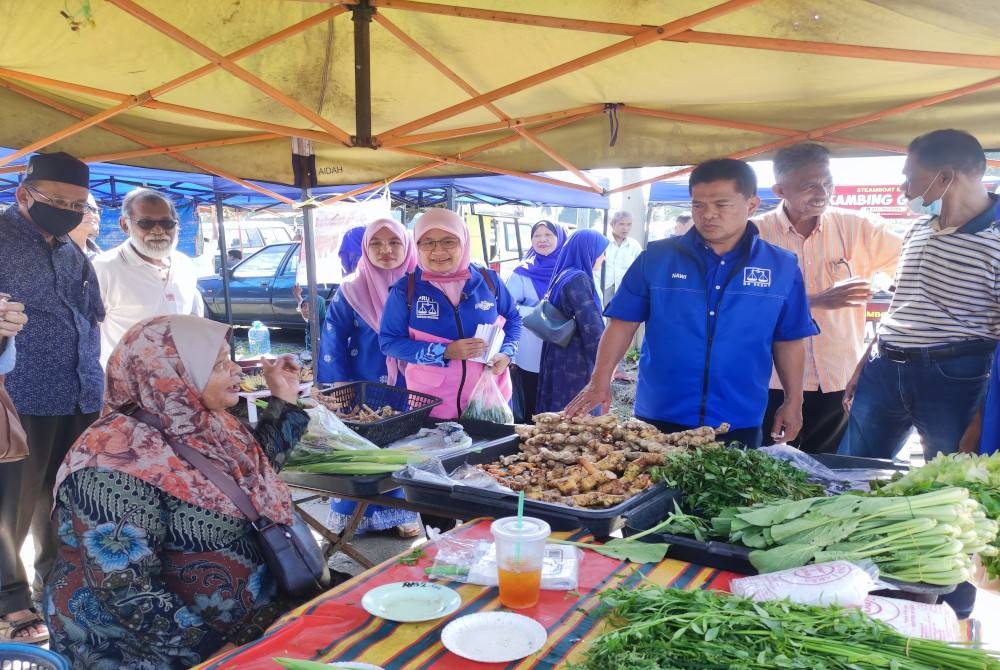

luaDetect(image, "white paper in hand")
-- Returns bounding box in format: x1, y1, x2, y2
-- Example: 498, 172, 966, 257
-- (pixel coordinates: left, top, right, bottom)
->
469, 323, 504, 364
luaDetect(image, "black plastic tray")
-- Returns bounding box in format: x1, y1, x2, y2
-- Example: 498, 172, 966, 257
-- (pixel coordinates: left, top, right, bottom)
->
392, 436, 679, 539
622, 456, 954, 603
281, 423, 511, 497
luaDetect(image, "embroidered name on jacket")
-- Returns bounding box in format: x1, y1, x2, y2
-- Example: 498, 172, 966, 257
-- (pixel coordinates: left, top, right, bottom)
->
743, 267, 772, 288
415, 297, 439, 319
474, 300, 494, 311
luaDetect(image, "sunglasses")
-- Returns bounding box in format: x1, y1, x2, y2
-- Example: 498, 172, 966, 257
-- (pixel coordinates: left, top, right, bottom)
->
134, 218, 178, 231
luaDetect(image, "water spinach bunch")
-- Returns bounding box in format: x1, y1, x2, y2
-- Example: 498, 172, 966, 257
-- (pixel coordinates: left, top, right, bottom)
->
712, 486, 997, 584
650, 444, 825, 521
571, 585, 1000, 670
873, 451, 1000, 580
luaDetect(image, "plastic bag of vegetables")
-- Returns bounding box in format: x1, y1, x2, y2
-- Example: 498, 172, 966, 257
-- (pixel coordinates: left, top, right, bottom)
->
461, 371, 513, 424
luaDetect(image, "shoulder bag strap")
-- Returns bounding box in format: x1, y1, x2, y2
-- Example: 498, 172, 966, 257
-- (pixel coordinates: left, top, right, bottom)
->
475, 265, 496, 297
122, 405, 262, 524
405, 271, 415, 310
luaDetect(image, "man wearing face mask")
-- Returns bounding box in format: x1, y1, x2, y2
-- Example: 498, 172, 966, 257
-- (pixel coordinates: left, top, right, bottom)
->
838, 129, 1000, 461
0, 152, 104, 644
92, 187, 204, 368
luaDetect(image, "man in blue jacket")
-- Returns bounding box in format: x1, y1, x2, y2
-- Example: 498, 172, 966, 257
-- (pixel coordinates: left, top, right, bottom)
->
567, 159, 818, 448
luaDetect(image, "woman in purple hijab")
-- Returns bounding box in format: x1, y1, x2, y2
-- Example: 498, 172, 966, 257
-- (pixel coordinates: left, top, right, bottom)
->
536, 228, 609, 414
505, 220, 566, 421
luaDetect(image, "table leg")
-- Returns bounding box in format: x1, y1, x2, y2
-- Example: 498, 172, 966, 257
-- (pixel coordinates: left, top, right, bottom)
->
295, 500, 376, 570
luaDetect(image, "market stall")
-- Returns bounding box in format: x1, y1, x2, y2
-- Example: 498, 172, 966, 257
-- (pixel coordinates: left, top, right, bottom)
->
250, 392, 1000, 667
193, 517, 982, 670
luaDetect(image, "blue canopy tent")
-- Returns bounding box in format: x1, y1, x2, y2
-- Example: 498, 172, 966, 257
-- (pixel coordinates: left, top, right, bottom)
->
1, 148, 609, 210
1, 147, 608, 255
648, 179, 781, 209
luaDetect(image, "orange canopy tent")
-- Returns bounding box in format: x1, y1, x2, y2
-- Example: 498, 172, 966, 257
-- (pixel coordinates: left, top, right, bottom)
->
0, 0, 998, 201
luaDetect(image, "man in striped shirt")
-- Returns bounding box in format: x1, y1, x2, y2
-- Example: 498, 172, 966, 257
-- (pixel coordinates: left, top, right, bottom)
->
839, 129, 1000, 461
756, 143, 902, 454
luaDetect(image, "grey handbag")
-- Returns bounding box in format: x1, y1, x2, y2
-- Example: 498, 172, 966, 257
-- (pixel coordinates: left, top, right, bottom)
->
523, 297, 576, 347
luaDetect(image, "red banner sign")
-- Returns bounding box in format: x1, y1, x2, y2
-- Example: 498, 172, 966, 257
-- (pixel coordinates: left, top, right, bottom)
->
829, 182, 999, 219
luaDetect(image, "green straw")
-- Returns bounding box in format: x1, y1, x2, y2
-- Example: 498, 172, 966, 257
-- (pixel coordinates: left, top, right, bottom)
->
515, 490, 525, 563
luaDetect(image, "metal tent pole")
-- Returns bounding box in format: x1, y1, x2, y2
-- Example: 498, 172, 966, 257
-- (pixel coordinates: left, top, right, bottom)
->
214, 193, 235, 358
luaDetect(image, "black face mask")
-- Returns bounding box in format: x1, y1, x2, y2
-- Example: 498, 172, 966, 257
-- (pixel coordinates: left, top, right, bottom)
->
28, 201, 84, 237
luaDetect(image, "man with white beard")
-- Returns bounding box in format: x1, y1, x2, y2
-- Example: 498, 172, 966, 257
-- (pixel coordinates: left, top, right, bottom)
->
92, 187, 203, 366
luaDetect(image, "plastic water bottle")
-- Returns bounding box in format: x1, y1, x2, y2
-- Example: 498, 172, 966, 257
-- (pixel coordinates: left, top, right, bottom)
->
247, 321, 271, 358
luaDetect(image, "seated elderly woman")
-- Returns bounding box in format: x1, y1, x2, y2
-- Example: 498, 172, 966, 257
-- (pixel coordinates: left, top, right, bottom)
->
43, 315, 310, 668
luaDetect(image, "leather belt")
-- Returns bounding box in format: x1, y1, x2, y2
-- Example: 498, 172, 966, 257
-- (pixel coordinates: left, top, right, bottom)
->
877, 339, 996, 364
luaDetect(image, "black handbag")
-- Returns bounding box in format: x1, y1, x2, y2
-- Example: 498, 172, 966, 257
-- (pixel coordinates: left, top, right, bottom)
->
125, 406, 330, 599
522, 280, 576, 347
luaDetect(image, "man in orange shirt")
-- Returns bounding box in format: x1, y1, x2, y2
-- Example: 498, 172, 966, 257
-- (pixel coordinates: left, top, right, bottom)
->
755, 143, 902, 453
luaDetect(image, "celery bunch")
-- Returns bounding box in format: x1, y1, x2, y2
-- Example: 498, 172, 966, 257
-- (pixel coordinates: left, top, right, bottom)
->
874, 451, 1000, 580
712, 487, 998, 584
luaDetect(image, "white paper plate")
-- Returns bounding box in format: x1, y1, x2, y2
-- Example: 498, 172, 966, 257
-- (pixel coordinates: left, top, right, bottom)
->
441, 612, 547, 663
361, 582, 461, 623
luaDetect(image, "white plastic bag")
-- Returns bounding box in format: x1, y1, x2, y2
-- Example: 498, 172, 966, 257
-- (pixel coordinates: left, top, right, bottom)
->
461, 372, 513, 424
298, 401, 379, 451
863, 595, 959, 641
424, 533, 580, 591
731, 560, 878, 608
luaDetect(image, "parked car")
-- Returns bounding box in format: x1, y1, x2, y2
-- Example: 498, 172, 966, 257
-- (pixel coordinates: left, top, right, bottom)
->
198, 242, 336, 328
196, 219, 296, 277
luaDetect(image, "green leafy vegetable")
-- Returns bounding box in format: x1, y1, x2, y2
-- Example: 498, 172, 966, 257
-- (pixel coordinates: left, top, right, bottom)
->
651, 444, 825, 520
712, 486, 998, 584
873, 451, 1000, 580
397, 547, 426, 566
569, 586, 1000, 670
551, 537, 669, 564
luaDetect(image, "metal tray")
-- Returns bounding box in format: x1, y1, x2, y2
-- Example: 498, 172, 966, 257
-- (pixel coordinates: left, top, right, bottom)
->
280, 422, 513, 497
392, 436, 679, 539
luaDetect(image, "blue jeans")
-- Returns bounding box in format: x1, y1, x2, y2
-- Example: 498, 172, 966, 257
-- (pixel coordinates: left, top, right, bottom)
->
838, 346, 993, 461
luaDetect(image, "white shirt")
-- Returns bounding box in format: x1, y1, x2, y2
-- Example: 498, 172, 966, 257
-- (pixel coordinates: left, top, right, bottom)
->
93, 242, 204, 367
603, 235, 643, 292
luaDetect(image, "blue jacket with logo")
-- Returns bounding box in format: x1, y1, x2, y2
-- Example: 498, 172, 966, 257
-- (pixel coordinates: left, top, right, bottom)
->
380, 265, 521, 418
606, 223, 818, 429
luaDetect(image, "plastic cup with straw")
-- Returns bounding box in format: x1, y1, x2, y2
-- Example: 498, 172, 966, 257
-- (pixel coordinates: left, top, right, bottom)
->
491, 493, 550, 609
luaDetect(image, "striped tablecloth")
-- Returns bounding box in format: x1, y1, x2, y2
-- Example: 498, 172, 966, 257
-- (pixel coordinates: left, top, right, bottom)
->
195, 518, 742, 669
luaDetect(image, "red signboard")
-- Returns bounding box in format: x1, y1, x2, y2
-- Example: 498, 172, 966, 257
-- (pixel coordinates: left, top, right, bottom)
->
828, 185, 910, 218
829, 182, 999, 219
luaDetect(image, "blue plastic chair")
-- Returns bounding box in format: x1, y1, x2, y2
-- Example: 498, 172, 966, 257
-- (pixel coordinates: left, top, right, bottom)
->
0, 643, 70, 670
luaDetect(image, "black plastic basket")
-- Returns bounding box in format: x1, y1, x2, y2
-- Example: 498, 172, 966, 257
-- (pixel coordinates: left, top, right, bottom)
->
321, 382, 442, 447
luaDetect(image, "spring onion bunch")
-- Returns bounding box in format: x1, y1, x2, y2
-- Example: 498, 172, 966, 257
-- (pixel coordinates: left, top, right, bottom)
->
712, 487, 998, 584
571, 586, 1000, 670
284, 448, 421, 474
873, 451, 1000, 580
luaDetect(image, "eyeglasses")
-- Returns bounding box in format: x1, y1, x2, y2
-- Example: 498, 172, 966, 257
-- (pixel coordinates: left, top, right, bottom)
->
134, 218, 179, 231
25, 186, 97, 215
417, 237, 460, 251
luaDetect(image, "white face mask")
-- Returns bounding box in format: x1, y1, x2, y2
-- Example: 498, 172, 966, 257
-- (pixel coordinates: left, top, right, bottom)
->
906, 171, 951, 217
